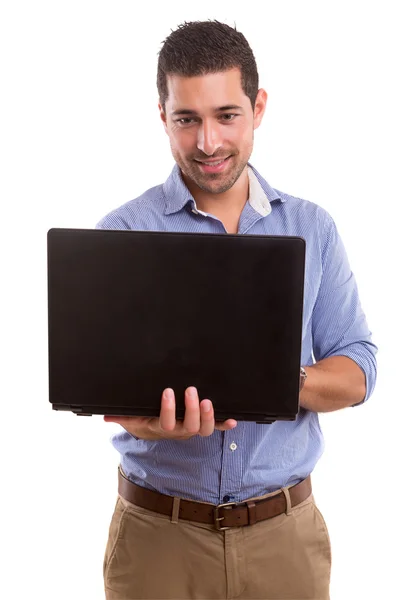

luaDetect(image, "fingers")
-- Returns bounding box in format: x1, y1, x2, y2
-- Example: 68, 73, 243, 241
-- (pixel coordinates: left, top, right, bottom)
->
184, 389, 237, 436
160, 387, 218, 437
104, 388, 238, 440
198, 399, 215, 437
159, 388, 176, 432
182, 387, 201, 433
214, 419, 238, 431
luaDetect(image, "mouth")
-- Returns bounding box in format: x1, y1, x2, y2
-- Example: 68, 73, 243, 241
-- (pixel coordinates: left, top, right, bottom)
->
193, 155, 232, 174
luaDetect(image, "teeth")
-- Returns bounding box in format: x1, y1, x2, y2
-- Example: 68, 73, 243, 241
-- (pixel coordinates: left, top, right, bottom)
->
202, 159, 225, 166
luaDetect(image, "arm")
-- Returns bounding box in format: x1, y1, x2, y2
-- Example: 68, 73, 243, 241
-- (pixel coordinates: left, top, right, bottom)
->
300, 356, 366, 412
300, 210, 377, 413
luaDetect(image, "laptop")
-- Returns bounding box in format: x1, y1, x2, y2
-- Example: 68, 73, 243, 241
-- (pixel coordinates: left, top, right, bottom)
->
47, 228, 306, 423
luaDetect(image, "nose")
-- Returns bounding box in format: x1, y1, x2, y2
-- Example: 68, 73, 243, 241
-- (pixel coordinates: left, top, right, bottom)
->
197, 119, 222, 156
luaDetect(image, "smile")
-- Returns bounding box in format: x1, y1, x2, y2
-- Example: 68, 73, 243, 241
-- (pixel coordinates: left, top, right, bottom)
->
196, 159, 226, 165
194, 156, 232, 173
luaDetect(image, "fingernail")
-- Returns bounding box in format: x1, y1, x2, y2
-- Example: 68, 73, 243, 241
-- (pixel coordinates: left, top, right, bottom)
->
187, 387, 197, 397
203, 400, 211, 412
164, 388, 173, 401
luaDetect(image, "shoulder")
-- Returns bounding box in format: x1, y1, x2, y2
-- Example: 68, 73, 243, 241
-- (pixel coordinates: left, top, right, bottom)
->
250, 165, 335, 233
275, 187, 334, 224
266, 186, 341, 266
272, 187, 337, 246
95, 183, 166, 230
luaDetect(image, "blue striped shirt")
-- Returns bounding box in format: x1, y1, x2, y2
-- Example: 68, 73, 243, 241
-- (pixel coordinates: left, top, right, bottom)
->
96, 163, 377, 504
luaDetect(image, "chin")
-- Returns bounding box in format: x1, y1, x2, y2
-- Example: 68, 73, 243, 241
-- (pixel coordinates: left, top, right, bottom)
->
196, 176, 239, 195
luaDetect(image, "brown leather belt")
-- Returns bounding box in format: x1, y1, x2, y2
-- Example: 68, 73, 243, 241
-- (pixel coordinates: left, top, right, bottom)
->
118, 467, 312, 530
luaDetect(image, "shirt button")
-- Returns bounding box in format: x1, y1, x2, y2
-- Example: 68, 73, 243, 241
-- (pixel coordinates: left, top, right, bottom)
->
229, 442, 237, 451
223, 495, 231, 503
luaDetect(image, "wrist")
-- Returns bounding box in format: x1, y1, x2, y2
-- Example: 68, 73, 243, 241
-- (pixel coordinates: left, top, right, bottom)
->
299, 366, 307, 392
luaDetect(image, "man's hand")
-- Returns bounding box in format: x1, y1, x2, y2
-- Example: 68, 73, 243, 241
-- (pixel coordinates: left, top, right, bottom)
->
103, 386, 237, 440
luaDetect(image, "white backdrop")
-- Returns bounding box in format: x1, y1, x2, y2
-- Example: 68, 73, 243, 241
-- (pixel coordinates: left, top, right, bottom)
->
1, 1, 399, 599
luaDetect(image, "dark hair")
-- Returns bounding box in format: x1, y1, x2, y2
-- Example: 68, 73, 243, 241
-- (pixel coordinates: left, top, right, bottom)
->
157, 21, 259, 112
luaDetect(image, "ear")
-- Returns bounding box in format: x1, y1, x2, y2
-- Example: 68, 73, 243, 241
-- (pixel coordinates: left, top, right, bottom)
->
158, 102, 168, 134
253, 89, 267, 130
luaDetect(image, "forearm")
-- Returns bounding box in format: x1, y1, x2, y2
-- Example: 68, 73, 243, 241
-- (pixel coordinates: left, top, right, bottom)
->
299, 356, 366, 413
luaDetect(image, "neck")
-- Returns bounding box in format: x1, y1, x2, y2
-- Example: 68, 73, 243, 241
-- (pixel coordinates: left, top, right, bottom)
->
182, 166, 249, 217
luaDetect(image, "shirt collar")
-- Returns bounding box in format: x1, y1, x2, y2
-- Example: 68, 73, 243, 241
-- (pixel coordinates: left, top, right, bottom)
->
163, 162, 285, 216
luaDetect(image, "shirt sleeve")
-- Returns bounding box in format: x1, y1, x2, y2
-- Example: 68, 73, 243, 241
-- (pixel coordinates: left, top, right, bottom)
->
311, 210, 378, 406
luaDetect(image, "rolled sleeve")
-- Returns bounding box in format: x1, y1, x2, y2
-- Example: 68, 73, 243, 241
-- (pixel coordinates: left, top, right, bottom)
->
311, 211, 378, 405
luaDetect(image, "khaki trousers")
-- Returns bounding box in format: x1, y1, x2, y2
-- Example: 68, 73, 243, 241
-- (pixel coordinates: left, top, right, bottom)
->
103, 482, 331, 600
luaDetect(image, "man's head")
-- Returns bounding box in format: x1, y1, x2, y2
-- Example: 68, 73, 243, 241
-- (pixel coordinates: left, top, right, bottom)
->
157, 21, 267, 195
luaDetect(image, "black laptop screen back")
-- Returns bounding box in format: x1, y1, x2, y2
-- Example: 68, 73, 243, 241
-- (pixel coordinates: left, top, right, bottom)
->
47, 229, 305, 422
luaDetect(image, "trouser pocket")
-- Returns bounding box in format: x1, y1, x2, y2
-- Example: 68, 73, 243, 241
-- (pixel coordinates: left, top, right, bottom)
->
103, 497, 126, 580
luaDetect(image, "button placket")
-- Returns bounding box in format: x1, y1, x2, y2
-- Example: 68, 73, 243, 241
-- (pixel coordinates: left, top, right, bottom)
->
220, 425, 244, 504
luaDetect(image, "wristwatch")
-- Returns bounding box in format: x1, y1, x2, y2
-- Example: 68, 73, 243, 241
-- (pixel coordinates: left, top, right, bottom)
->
299, 366, 307, 391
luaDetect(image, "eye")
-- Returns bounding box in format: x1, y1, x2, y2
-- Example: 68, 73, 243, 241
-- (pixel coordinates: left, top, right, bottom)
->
175, 118, 197, 126
219, 113, 237, 122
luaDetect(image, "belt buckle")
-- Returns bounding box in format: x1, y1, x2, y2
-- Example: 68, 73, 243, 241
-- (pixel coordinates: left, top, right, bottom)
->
214, 501, 238, 531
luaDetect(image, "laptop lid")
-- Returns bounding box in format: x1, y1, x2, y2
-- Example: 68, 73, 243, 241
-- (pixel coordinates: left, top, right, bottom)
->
47, 228, 306, 423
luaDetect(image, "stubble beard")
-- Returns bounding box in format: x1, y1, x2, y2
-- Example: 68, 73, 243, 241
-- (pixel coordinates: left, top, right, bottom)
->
173, 150, 250, 195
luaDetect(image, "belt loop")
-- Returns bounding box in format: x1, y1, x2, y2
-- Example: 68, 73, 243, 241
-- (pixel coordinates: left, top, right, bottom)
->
246, 501, 257, 526
282, 487, 292, 516
171, 497, 181, 524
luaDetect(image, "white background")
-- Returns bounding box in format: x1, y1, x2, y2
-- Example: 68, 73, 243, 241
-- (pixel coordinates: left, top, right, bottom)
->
1, 1, 399, 599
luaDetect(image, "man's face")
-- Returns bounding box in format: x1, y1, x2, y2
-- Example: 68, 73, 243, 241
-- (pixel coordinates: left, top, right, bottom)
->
159, 68, 267, 195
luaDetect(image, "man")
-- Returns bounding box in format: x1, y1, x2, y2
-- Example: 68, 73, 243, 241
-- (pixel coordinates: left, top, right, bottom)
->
97, 20, 377, 600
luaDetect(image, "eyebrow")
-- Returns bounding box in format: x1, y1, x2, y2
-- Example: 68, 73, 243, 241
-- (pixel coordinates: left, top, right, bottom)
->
171, 105, 244, 116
